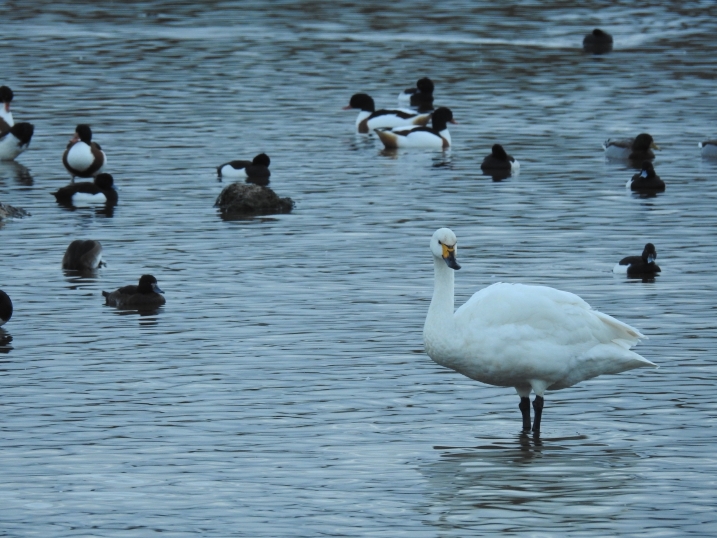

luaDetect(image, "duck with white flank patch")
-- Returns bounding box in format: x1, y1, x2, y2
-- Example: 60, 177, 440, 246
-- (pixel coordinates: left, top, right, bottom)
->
0, 122, 34, 161
397, 77, 435, 113
0, 86, 35, 161
344, 93, 431, 134
102, 275, 165, 309
613, 243, 661, 277
627, 161, 665, 193
480, 144, 520, 180
52, 173, 117, 207
62, 240, 104, 271
603, 133, 659, 164
375, 107, 455, 149
583, 29, 613, 54
423, 228, 655, 435
62, 124, 106, 182
698, 140, 717, 158
217, 153, 271, 182
0, 290, 12, 326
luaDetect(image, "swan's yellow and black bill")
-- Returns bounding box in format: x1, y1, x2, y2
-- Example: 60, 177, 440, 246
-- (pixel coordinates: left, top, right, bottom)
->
442, 244, 461, 270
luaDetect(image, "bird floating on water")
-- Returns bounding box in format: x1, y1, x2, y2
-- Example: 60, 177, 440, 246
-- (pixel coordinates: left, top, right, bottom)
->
603, 133, 659, 164
102, 275, 166, 309
397, 77, 435, 112
583, 29, 613, 54
375, 107, 455, 149
344, 93, 431, 134
613, 243, 661, 277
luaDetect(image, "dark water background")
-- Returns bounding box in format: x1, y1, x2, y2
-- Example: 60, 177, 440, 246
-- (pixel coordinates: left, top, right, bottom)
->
1, 1, 717, 535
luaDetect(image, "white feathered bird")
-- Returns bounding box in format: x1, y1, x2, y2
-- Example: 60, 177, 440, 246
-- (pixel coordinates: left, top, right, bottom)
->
423, 228, 656, 434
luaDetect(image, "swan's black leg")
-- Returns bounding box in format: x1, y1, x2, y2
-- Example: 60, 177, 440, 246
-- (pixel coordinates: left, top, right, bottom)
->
519, 397, 531, 432
532, 395, 544, 434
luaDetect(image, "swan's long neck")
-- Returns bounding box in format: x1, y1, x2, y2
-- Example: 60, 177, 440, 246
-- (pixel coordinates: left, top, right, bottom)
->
424, 257, 457, 362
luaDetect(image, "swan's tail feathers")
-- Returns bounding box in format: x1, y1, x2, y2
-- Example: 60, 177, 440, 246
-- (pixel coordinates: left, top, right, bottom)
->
594, 310, 646, 348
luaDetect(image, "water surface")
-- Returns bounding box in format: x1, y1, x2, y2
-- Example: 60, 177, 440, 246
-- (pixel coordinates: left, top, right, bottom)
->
1, 1, 717, 536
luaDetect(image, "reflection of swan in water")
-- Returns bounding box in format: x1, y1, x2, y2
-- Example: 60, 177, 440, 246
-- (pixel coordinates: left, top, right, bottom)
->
418, 434, 644, 532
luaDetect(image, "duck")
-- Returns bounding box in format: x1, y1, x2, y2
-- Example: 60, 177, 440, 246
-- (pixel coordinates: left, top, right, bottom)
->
62, 240, 104, 271
0, 289, 11, 326
102, 274, 166, 309
217, 153, 271, 181
52, 173, 118, 207
603, 133, 659, 163
0, 86, 14, 133
375, 107, 455, 149
480, 144, 520, 180
698, 140, 717, 158
397, 77, 435, 112
0, 122, 34, 161
62, 124, 106, 181
627, 161, 665, 192
583, 29, 613, 54
613, 243, 661, 277
423, 228, 655, 434
344, 93, 431, 134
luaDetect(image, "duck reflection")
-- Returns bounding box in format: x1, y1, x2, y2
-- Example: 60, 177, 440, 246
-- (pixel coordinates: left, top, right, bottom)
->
0, 328, 12, 353
0, 160, 33, 185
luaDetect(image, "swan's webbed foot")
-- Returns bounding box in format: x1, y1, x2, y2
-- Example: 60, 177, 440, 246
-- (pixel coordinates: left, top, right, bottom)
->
519, 396, 531, 432
532, 395, 544, 435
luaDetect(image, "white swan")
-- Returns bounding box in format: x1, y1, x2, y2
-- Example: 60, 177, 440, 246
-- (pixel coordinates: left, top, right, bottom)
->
423, 228, 656, 434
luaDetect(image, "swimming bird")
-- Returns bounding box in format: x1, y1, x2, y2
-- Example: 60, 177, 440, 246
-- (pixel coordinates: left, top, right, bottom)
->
62, 240, 104, 271
102, 275, 166, 309
217, 153, 271, 181
0, 122, 34, 161
613, 243, 661, 277
480, 144, 520, 180
62, 124, 106, 181
423, 228, 655, 434
583, 29, 613, 54
52, 173, 118, 207
375, 107, 455, 149
0, 290, 12, 326
0, 86, 14, 133
397, 77, 435, 112
627, 161, 665, 192
603, 133, 659, 163
344, 93, 431, 134
698, 140, 717, 158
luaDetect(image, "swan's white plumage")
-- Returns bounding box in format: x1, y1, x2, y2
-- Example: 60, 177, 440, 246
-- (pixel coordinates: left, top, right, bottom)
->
423, 228, 654, 399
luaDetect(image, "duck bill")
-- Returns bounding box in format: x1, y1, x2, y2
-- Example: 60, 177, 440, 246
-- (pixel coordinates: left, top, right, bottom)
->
152, 284, 165, 294
651, 142, 660, 150
3, 103, 9, 112
647, 255, 656, 264
449, 119, 457, 124
442, 244, 461, 270
342, 105, 353, 110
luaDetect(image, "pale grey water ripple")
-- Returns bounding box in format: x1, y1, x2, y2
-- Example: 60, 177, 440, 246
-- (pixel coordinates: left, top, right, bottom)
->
1, 0, 717, 536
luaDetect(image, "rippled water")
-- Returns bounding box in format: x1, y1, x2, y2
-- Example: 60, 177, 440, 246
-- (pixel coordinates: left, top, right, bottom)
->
2, 1, 717, 535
